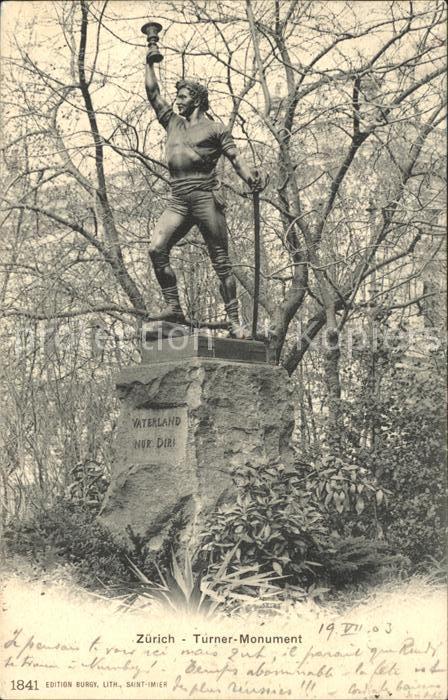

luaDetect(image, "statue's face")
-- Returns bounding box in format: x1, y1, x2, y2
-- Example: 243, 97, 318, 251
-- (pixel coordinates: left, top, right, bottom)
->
176, 87, 198, 117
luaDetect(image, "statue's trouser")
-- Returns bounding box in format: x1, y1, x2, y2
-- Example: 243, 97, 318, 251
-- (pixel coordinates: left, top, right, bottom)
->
149, 189, 240, 327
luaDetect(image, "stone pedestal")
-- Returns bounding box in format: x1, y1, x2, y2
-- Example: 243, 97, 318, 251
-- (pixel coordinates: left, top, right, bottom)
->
99, 336, 295, 551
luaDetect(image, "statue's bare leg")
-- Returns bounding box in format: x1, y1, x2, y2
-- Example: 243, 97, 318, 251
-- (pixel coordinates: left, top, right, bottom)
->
149, 209, 191, 321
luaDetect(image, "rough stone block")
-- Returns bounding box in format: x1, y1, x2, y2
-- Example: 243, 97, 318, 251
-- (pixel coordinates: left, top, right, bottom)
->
99, 357, 295, 551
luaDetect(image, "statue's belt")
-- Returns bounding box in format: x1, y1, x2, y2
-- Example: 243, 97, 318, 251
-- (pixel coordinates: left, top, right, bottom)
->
170, 176, 222, 199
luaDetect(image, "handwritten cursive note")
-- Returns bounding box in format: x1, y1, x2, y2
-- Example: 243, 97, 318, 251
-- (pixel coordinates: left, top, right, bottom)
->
1, 579, 446, 699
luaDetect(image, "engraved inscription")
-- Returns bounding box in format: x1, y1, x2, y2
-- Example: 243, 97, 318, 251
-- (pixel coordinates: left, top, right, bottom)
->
129, 407, 187, 464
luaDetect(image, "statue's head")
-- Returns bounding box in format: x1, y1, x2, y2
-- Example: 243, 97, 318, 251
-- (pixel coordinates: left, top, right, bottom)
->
175, 79, 209, 115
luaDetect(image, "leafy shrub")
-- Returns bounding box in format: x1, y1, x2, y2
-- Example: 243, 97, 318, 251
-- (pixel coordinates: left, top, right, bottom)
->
66, 459, 109, 511
304, 323, 446, 566
5, 499, 139, 588
300, 451, 389, 538
199, 460, 407, 592
5, 495, 197, 593
314, 536, 407, 586
128, 545, 283, 617
420, 554, 448, 584
348, 355, 446, 564
200, 461, 327, 585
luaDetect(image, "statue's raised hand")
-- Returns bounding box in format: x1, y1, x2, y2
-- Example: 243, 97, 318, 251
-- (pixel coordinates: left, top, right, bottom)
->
146, 49, 160, 66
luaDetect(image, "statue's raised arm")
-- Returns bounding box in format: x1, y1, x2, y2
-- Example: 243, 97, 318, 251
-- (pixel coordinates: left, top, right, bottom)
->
142, 22, 172, 127
145, 62, 171, 124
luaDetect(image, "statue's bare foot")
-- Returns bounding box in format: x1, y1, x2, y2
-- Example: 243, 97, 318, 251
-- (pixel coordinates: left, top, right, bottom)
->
229, 323, 251, 340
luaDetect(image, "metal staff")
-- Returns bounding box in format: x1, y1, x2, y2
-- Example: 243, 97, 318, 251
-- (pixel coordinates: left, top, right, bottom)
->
251, 187, 261, 339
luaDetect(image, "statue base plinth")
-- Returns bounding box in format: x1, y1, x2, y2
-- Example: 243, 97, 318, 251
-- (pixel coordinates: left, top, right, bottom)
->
144, 320, 192, 340
99, 352, 294, 552
142, 329, 268, 365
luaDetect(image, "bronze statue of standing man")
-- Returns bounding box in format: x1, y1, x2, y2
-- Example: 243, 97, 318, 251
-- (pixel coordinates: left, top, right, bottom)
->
143, 24, 262, 338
